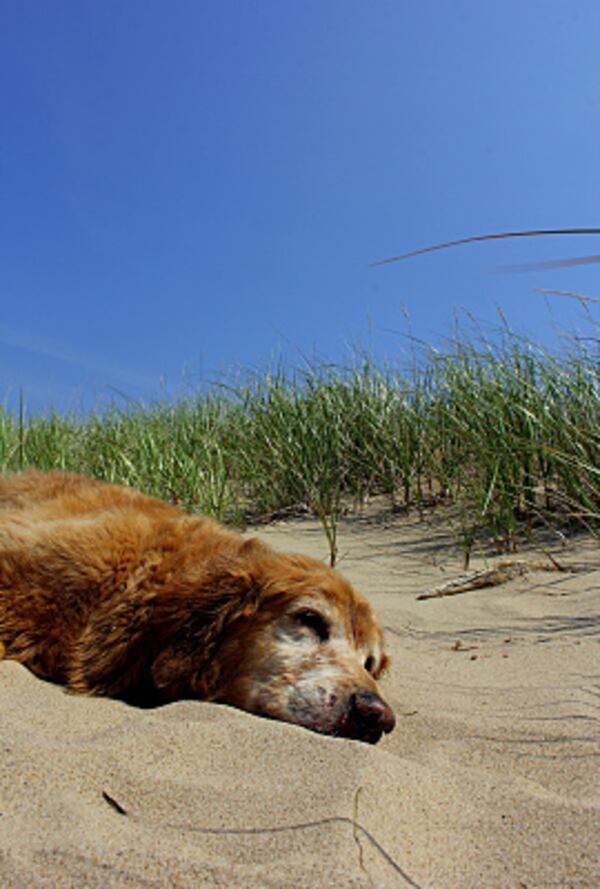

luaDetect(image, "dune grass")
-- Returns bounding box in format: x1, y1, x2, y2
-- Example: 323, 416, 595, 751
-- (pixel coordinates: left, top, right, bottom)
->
1, 327, 598, 566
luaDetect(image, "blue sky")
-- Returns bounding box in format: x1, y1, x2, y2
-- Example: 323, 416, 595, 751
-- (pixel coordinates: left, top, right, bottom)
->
2, 1, 600, 413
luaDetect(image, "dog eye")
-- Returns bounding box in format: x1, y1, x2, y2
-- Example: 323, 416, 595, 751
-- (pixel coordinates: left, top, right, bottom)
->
294, 610, 329, 641
364, 656, 375, 673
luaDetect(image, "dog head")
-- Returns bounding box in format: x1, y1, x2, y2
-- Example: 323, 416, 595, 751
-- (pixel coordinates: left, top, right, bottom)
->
151, 549, 395, 744
72, 543, 395, 744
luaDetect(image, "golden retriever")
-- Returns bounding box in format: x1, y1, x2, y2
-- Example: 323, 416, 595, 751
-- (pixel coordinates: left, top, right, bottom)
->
0, 471, 394, 744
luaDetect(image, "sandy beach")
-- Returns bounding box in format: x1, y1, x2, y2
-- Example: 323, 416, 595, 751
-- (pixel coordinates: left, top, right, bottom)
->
1, 508, 598, 888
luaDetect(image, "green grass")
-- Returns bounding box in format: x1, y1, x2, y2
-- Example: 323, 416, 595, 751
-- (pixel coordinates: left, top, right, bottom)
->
2, 326, 598, 567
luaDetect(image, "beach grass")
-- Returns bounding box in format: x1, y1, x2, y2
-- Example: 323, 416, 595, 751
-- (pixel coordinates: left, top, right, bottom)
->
1, 327, 598, 566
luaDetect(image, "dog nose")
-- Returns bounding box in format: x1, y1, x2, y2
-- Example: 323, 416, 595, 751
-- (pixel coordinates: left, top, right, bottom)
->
350, 690, 396, 741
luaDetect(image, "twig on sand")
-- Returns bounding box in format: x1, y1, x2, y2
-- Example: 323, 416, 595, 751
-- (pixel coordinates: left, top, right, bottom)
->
417, 562, 529, 599
102, 790, 128, 816
416, 558, 586, 600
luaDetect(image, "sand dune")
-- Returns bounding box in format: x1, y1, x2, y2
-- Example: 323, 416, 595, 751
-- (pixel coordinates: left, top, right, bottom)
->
1, 510, 598, 887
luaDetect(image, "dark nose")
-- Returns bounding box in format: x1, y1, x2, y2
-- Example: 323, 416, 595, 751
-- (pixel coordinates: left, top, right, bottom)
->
349, 690, 396, 743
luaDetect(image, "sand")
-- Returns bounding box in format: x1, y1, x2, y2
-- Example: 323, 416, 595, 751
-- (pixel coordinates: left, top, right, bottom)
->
1, 508, 598, 888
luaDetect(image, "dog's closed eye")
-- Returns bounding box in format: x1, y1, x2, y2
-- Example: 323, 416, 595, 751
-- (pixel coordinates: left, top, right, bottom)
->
294, 609, 330, 642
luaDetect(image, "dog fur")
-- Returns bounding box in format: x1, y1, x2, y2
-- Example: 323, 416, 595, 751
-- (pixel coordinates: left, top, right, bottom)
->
0, 471, 394, 743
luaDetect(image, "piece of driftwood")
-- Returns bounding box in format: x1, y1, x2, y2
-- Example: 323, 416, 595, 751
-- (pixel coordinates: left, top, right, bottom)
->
416, 558, 588, 601
417, 562, 530, 600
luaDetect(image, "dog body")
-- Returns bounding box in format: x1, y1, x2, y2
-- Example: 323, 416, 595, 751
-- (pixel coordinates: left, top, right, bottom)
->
0, 471, 394, 743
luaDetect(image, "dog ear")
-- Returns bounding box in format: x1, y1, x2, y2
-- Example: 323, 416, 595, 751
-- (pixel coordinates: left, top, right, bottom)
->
68, 596, 160, 703
68, 558, 264, 705
150, 561, 264, 701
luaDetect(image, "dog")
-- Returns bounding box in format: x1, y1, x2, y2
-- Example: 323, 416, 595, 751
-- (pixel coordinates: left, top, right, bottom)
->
0, 471, 394, 744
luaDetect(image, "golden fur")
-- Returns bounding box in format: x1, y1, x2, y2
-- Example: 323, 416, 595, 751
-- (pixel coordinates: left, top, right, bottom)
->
0, 471, 394, 743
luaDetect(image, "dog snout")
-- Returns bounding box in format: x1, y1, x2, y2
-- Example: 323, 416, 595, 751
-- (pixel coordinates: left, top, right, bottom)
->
349, 690, 395, 743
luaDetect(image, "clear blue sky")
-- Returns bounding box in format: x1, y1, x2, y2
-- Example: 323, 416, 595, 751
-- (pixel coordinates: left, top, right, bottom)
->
2, 1, 600, 413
